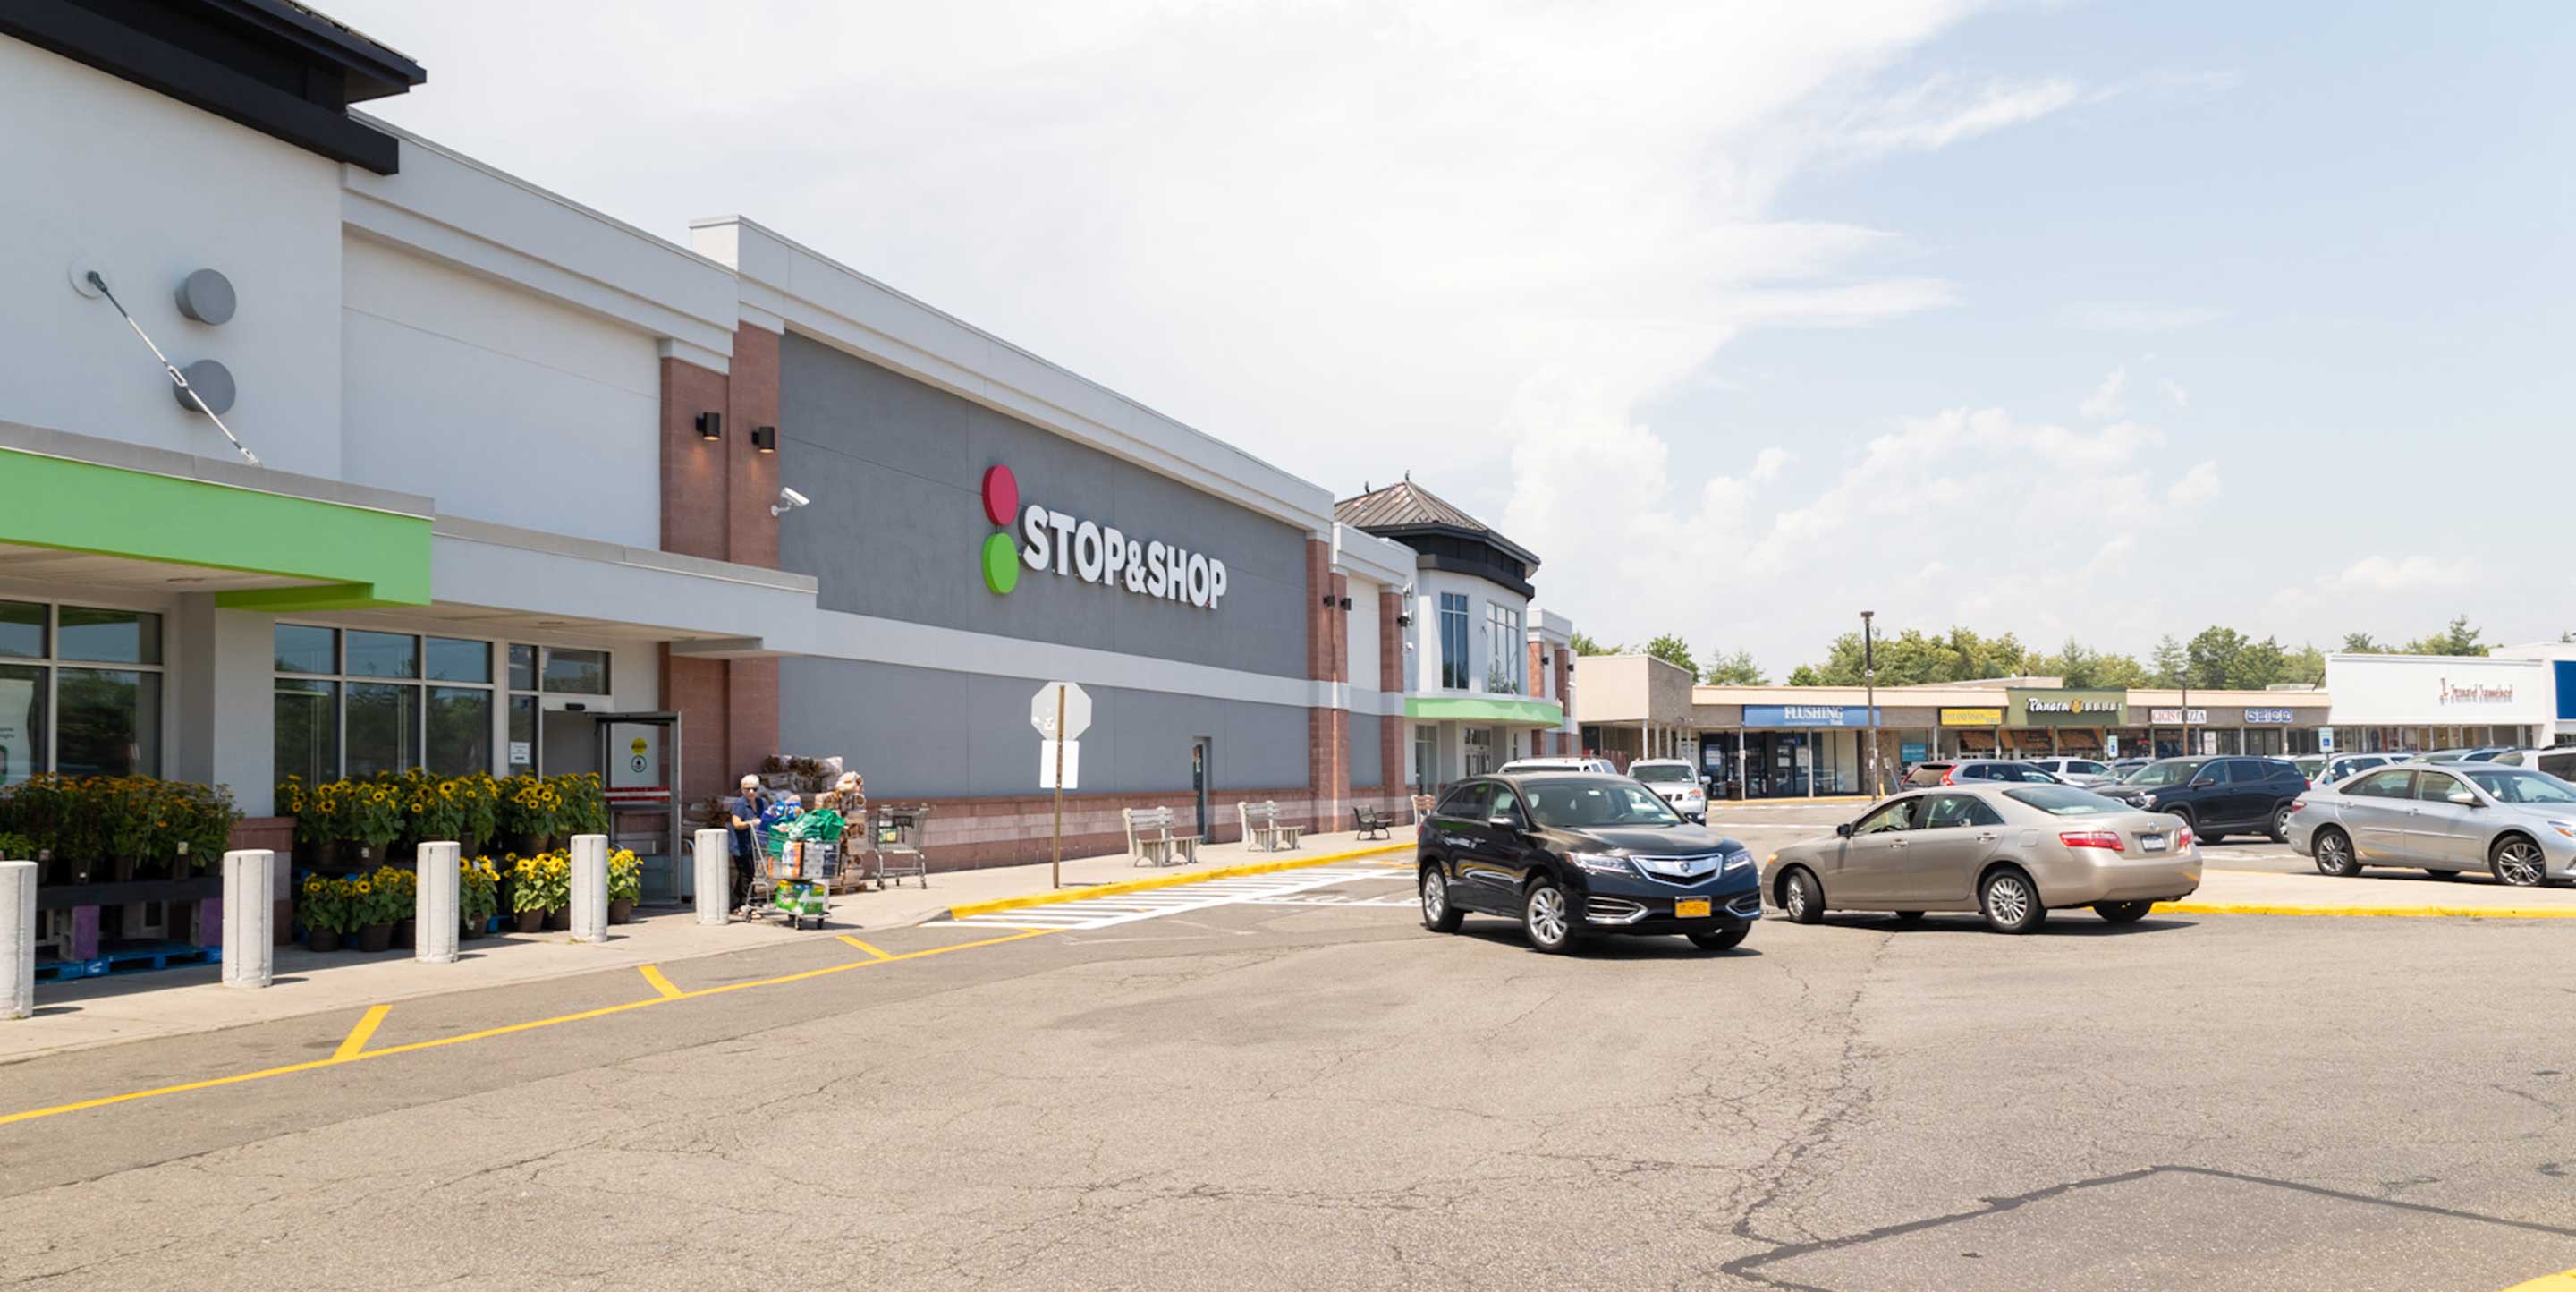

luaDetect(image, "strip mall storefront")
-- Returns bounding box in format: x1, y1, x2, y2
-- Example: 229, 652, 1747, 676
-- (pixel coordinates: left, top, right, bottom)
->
2322, 654, 2555, 754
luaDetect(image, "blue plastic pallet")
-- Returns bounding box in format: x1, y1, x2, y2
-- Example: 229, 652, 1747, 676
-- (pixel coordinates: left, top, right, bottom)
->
35, 942, 223, 982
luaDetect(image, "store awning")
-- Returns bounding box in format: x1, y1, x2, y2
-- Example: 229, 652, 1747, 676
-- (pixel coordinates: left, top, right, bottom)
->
0, 444, 430, 612
1406, 695, 1566, 727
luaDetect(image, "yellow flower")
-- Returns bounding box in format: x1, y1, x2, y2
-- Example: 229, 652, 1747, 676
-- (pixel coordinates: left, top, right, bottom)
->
354, 881, 372, 895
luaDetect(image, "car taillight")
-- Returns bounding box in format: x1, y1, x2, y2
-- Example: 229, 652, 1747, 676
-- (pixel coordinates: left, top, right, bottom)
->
2175, 828, 2195, 850
2059, 829, 2123, 852
2289, 799, 2306, 812
1940, 768, 1956, 786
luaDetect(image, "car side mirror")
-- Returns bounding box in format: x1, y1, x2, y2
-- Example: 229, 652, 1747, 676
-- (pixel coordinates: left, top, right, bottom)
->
2189, 777, 2216, 789
1835, 822, 1854, 838
1487, 813, 1521, 829
2447, 790, 2479, 806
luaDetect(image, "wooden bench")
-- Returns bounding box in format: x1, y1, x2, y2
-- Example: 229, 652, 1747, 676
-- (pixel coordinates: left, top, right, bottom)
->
1352, 804, 1395, 840
1123, 806, 1202, 868
1238, 801, 1303, 852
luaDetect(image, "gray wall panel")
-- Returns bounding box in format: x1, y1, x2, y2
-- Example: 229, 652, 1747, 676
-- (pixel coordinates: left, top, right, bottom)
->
1347, 712, 1381, 788
779, 335, 1309, 677
782, 655, 1309, 798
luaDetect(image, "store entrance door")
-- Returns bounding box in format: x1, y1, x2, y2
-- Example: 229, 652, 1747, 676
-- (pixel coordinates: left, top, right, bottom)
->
1742, 732, 1809, 799
594, 711, 682, 904
1191, 737, 1212, 838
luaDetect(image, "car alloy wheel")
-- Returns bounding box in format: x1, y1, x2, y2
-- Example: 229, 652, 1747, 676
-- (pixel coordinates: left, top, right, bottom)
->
1782, 868, 1824, 925
2493, 838, 2547, 888
1979, 869, 2045, 934
2313, 829, 2360, 878
2270, 806, 2292, 842
1419, 870, 1462, 932
1523, 882, 1574, 953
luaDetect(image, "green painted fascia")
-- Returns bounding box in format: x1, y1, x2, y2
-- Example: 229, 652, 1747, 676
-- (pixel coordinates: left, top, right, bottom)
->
0, 449, 430, 608
1405, 694, 1567, 727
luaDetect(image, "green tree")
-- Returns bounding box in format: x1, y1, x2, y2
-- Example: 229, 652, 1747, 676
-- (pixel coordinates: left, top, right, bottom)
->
1569, 630, 1619, 656
1792, 625, 2029, 687
1785, 664, 1823, 686
2340, 632, 2386, 653
1700, 648, 1767, 685
1643, 633, 1696, 674
2027, 639, 2156, 690
2284, 642, 2327, 685
2403, 615, 2486, 657
2148, 635, 2187, 687
2182, 626, 2250, 689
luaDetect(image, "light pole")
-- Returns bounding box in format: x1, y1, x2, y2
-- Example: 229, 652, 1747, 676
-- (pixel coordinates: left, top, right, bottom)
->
1861, 610, 1879, 796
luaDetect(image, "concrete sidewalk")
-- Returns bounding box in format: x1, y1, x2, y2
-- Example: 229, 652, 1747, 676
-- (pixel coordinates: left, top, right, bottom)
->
1, 828, 1411, 1066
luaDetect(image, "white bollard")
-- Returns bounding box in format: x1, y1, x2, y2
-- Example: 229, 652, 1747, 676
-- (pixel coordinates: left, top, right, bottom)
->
569, 833, 608, 944
416, 841, 460, 965
220, 849, 274, 990
694, 828, 731, 926
3, 860, 32, 1020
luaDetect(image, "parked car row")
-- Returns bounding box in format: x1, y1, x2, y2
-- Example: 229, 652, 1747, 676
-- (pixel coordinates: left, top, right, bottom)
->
2284, 762, 2576, 887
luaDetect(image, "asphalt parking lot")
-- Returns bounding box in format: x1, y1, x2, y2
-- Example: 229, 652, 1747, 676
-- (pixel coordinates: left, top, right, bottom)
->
3, 851, 2572, 1291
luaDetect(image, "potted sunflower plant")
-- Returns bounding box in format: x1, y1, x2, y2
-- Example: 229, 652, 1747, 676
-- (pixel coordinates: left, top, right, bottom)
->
370, 863, 419, 948
352, 871, 402, 953
298, 875, 352, 952
459, 856, 499, 939
607, 848, 641, 925
512, 852, 568, 934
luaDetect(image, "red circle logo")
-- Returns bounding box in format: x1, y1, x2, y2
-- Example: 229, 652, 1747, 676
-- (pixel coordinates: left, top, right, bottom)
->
981, 463, 1019, 527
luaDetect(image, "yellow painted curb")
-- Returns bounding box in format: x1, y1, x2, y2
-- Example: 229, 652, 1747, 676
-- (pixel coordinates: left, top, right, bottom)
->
2155, 901, 2576, 919
942, 842, 1411, 920
2497, 1270, 2576, 1291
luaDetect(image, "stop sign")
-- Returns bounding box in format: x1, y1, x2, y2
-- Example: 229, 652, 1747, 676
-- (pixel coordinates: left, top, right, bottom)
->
1030, 681, 1092, 740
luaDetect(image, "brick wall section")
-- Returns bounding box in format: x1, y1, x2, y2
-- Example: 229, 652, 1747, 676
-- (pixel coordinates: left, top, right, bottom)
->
1552, 646, 1572, 755
1301, 540, 1349, 827
659, 357, 732, 558
900, 786, 1326, 870
1377, 588, 1405, 795
725, 324, 782, 570
663, 648, 729, 808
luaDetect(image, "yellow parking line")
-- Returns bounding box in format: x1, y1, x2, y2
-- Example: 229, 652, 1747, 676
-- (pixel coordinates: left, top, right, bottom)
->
945, 843, 1406, 919
638, 965, 684, 999
2157, 902, 2576, 919
331, 1005, 390, 1061
836, 935, 892, 960
2499, 1269, 2576, 1291
0, 928, 1061, 1129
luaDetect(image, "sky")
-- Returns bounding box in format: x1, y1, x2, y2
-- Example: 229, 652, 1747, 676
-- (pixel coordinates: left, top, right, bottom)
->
326, 0, 2576, 677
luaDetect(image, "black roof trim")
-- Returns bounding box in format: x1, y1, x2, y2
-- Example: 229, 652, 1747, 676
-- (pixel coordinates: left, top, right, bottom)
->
211, 0, 425, 101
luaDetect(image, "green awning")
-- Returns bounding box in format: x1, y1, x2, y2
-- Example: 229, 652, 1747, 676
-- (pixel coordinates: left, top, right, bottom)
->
0, 448, 430, 611
1405, 694, 1566, 727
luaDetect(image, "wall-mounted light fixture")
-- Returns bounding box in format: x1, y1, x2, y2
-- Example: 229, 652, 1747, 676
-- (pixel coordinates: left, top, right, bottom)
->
1338, 596, 1352, 609
1396, 613, 1412, 627
1319, 594, 1335, 608
696, 412, 724, 441
750, 425, 778, 454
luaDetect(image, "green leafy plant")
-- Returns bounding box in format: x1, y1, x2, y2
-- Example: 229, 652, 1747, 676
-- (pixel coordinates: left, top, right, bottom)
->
460, 856, 500, 924
512, 852, 570, 914
297, 875, 355, 936
607, 848, 641, 903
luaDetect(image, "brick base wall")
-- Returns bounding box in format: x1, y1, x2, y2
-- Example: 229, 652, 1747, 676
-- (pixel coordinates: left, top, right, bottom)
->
903, 786, 1337, 871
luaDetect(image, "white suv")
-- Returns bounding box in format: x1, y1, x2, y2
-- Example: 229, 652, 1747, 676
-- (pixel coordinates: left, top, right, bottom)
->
1627, 759, 1708, 822
1497, 757, 1617, 776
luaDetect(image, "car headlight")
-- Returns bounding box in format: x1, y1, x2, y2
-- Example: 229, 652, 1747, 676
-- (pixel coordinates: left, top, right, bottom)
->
1722, 849, 1754, 873
2140, 793, 2157, 808
1569, 851, 1634, 876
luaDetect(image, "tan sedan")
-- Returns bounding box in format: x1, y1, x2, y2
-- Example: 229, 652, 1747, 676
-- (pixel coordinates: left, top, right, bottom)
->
1758, 782, 2203, 933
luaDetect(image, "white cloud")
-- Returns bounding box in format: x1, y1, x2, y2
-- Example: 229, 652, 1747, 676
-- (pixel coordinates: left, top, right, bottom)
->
2161, 378, 2190, 408
1837, 73, 2088, 156
2165, 460, 2222, 506
2066, 302, 2231, 332
2080, 365, 2127, 419
2328, 554, 2473, 591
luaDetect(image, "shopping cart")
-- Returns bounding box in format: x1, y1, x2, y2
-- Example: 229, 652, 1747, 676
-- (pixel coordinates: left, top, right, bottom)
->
750, 814, 843, 930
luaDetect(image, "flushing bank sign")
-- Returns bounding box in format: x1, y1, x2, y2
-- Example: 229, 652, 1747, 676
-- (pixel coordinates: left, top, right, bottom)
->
975, 463, 1228, 609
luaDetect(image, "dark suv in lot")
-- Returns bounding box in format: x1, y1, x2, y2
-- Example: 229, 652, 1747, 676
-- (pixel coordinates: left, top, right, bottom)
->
2098, 756, 2309, 842
1417, 773, 1761, 955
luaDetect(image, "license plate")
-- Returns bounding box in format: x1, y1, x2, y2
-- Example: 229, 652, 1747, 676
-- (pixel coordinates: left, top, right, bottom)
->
2140, 835, 2168, 854
1674, 898, 1712, 918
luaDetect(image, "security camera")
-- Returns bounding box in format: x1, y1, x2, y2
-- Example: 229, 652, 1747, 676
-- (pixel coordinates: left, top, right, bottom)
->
770, 486, 811, 518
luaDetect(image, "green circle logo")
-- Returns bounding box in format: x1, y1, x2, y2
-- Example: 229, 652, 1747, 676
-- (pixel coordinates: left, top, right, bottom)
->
981, 531, 1019, 594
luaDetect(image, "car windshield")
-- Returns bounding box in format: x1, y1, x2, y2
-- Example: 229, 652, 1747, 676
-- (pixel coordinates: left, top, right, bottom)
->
2003, 786, 2134, 816
1524, 779, 1685, 828
2461, 769, 2576, 804
1631, 764, 1692, 784
2123, 760, 2205, 787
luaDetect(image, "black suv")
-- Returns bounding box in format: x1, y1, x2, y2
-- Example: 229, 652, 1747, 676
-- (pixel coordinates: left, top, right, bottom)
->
2098, 756, 2309, 842
1417, 773, 1760, 955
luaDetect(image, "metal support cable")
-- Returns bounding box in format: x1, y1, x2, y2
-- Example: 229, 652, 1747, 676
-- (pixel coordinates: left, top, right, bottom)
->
85, 270, 259, 466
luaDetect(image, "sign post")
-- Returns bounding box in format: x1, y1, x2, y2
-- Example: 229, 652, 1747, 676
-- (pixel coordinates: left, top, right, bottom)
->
1031, 682, 1094, 888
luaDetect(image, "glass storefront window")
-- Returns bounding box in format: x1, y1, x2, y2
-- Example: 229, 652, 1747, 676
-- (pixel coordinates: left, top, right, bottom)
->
427, 638, 491, 684
55, 667, 160, 777
427, 686, 493, 774
541, 647, 609, 694
0, 602, 45, 659
345, 631, 419, 679
507, 643, 538, 692
58, 608, 160, 665
507, 694, 538, 772
275, 679, 339, 787
1438, 595, 1470, 690
0, 663, 43, 786
275, 625, 339, 675
345, 682, 421, 777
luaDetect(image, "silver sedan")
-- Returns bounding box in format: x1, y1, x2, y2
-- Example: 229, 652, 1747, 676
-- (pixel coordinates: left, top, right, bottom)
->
2285, 761, 2576, 887
1758, 782, 2202, 933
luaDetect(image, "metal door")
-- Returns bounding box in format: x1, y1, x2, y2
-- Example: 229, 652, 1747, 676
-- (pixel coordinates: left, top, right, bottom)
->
1832, 797, 1920, 905
2340, 769, 2418, 861
1191, 737, 1212, 839
593, 711, 682, 903
2405, 770, 2483, 866
1906, 794, 2002, 905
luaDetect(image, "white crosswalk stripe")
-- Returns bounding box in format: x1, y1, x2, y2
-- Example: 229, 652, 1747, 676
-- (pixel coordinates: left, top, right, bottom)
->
950, 867, 1402, 931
